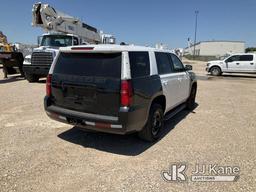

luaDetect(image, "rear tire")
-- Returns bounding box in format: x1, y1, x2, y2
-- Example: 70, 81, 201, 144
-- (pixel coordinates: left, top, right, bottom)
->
25, 74, 39, 83
210, 66, 222, 76
138, 104, 164, 142
186, 85, 197, 110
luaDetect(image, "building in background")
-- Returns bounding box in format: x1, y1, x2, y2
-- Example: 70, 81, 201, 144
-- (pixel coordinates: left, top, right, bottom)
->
184, 40, 245, 57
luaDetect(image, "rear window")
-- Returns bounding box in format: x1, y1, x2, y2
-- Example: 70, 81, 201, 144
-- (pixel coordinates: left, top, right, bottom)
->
54, 52, 121, 78
129, 52, 150, 78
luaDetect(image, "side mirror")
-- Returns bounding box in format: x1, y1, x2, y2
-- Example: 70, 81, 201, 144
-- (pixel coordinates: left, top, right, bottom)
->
185, 64, 193, 71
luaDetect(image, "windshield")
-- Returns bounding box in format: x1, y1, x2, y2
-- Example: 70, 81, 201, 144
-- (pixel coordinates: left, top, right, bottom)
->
40, 35, 73, 47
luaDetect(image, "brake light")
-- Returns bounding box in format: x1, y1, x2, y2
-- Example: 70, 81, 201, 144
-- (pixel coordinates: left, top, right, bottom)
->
121, 80, 133, 107
46, 74, 52, 96
71, 47, 94, 50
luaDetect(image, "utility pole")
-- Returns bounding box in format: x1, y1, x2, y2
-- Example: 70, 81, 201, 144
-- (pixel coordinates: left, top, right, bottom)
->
193, 10, 199, 59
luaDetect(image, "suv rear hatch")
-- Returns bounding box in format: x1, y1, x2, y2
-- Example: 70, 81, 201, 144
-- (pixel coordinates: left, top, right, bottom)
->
51, 52, 122, 117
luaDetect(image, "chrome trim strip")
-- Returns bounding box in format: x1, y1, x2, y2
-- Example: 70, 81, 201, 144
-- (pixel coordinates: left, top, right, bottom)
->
59, 116, 66, 121
85, 121, 95, 126
48, 106, 118, 121
111, 124, 122, 129
80, 112, 118, 121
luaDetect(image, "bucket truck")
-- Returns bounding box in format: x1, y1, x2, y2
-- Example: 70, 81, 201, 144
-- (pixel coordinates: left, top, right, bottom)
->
23, 2, 115, 82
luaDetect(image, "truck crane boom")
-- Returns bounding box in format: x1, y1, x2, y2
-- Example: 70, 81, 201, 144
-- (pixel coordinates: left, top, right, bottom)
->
32, 3, 107, 44
23, 2, 116, 83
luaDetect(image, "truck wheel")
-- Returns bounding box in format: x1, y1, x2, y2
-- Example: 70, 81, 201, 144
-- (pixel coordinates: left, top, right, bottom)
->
138, 104, 164, 142
210, 66, 222, 76
25, 74, 39, 83
186, 85, 197, 110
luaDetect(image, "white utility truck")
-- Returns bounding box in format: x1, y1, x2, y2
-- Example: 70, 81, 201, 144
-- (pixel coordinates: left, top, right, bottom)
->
23, 2, 115, 82
206, 53, 256, 76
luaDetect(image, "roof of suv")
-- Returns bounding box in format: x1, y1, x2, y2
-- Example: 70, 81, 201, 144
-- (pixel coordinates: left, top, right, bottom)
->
59, 44, 170, 53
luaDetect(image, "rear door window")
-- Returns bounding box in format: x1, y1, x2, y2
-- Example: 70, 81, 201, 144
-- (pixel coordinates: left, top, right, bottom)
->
155, 52, 173, 75
54, 52, 121, 78
239, 55, 253, 61
129, 52, 150, 78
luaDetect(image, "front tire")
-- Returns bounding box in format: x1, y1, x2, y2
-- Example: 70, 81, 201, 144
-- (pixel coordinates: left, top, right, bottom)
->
210, 66, 222, 76
25, 74, 39, 83
138, 104, 164, 142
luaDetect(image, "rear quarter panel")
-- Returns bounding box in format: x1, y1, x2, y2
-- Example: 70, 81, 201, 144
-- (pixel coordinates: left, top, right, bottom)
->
126, 75, 163, 131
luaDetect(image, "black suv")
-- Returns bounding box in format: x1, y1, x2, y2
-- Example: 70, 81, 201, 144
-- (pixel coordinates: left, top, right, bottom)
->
44, 45, 197, 141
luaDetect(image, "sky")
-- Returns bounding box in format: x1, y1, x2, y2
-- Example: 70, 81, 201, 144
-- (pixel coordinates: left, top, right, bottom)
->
0, 0, 255, 48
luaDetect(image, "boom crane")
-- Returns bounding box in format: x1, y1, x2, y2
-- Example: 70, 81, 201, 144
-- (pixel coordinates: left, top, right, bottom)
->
23, 2, 115, 82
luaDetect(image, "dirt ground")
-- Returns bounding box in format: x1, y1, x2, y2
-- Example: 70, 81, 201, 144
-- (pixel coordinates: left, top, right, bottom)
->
0, 63, 255, 192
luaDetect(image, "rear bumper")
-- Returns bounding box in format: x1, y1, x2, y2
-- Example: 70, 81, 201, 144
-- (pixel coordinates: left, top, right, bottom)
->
44, 96, 147, 135
23, 65, 50, 76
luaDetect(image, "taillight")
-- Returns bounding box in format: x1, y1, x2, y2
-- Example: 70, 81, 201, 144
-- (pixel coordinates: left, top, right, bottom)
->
46, 74, 52, 96
121, 80, 133, 107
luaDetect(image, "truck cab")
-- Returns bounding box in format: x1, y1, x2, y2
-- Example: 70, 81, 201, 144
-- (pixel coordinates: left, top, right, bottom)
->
23, 33, 80, 82
206, 53, 256, 76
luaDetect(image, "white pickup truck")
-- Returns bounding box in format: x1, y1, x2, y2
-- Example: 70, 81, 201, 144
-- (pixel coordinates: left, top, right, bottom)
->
206, 53, 256, 76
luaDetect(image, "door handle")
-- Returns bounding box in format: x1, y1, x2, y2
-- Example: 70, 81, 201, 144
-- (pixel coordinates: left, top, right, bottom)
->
236, 63, 240, 65
250, 63, 254, 65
